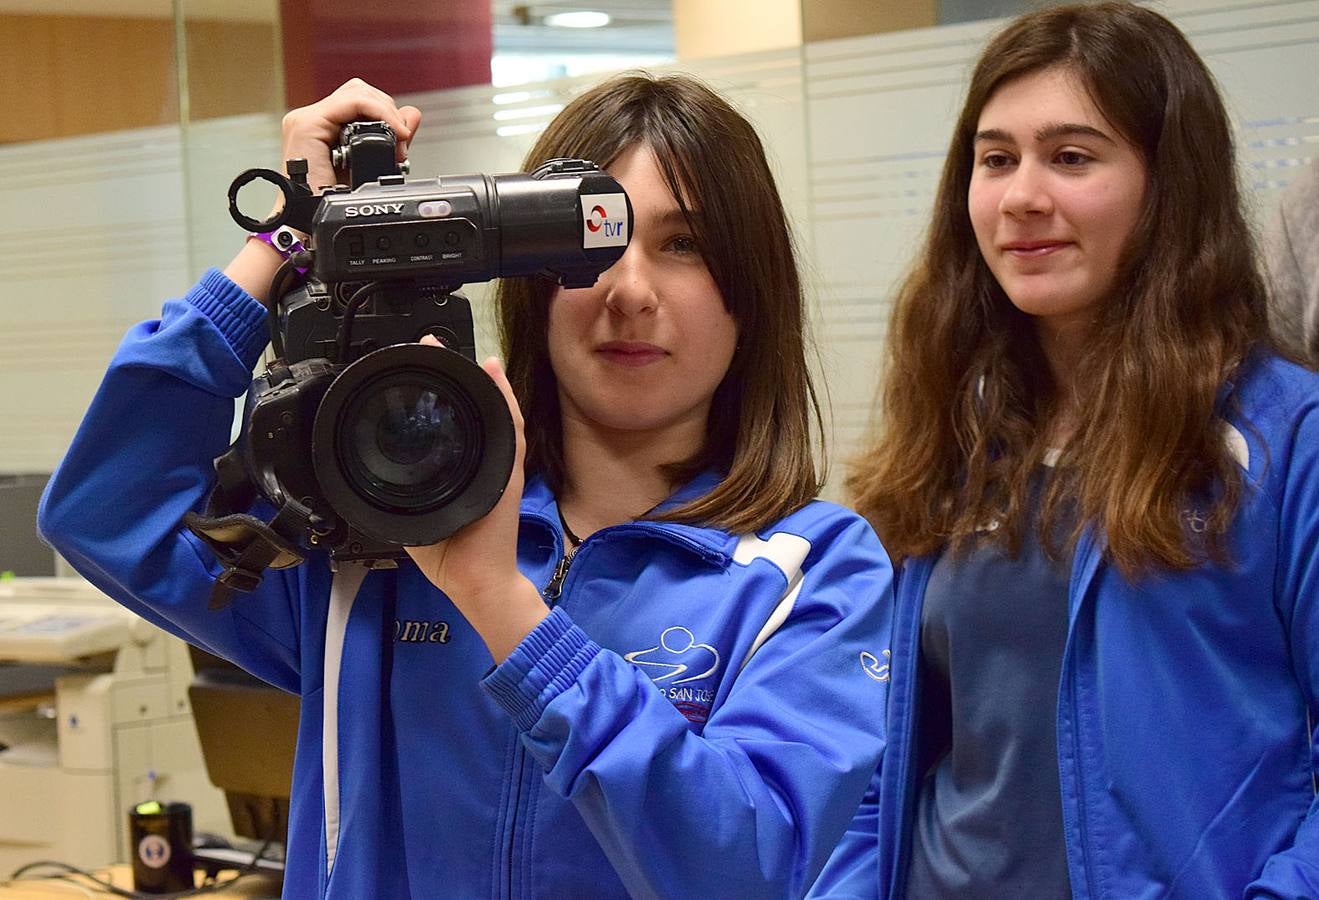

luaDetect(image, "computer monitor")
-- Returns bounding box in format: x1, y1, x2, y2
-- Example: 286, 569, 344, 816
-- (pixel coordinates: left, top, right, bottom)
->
186, 645, 299, 851
0, 474, 57, 576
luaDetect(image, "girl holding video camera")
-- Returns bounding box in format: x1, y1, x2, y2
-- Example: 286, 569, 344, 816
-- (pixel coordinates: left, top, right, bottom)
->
39, 74, 892, 898
810, 3, 1319, 898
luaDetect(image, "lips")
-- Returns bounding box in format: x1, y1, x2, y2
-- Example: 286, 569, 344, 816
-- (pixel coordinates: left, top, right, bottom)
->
596, 341, 668, 367
1001, 240, 1071, 258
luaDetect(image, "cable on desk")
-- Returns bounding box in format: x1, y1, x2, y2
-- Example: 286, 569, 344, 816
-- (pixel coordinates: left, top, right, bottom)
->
3, 850, 267, 899
5, 800, 282, 898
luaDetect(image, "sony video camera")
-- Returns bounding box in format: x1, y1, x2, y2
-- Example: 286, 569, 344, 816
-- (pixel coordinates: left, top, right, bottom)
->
186, 121, 632, 600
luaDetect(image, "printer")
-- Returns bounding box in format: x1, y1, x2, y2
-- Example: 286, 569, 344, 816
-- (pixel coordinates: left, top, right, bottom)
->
0, 576, 226, 874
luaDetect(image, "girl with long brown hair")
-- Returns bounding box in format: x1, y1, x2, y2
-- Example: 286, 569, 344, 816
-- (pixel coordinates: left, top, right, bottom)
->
811, 2, 1319, 897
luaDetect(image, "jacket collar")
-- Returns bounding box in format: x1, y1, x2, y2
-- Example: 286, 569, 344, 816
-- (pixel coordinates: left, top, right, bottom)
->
1214, 345, 1273, 412
519, 469, 734, 562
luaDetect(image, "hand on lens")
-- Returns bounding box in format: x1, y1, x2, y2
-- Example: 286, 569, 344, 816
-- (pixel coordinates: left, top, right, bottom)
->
280, 78, 421, 197
404, 338, 547, 662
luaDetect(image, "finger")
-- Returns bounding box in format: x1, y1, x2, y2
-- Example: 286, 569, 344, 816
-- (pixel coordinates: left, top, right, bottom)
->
481, 357, 526, 469
281, 109, 340, 151
333, 78, 399, 116
318, 96, 406, 136
311, 82, 408, 138
335, 80, 416, 143
400, 106, 422, 135
419, 334, 442, 347
481, 357, 524, 429
397, 106, 422, 158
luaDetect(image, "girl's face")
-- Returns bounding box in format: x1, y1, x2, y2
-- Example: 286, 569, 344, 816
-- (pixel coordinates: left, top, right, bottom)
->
968, 66, 1147, 340
547, 142, 738, 441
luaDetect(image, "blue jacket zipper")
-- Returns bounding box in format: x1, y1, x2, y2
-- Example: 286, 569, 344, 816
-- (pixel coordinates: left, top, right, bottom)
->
543, 546, 576, 601
533, 516, 726, 605
500, 513, 728, 896
1058, 528, 1105, 900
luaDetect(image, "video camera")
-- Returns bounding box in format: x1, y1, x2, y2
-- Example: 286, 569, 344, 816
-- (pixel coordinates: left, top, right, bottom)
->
185, 122, 632, 601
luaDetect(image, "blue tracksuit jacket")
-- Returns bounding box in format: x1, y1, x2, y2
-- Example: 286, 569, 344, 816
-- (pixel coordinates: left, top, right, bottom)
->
809, 353, 1319, 899
37, 269, 894, 899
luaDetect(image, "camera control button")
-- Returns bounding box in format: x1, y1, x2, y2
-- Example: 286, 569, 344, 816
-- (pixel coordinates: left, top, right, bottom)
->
445, 231, 460, 246
415, 233, 431, 248
418, 200, 453, 218
376, 236, 392, 250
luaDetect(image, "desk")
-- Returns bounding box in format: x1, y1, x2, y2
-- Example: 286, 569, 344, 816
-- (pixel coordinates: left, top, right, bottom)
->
0, 692, 51, 717
0, 863, 281, 898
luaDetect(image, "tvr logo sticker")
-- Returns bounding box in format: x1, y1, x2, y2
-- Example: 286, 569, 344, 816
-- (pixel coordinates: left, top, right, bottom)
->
581, 193, 628, 248
624, 626, 720, 685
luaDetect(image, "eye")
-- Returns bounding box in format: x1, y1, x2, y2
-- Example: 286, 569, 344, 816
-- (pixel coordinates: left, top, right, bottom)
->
665, 235, 701, 256
980, 151, 1015, 170
1055, 149, 1093, 167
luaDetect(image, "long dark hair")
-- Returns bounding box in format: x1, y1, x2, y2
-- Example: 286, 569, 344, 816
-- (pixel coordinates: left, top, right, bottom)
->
849, 1, 1271, 573
497, 72, 824, 533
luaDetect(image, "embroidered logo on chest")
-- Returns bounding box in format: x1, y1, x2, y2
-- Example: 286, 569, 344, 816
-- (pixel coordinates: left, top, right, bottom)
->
860, 649, 890, 682
624, 626, 721, 723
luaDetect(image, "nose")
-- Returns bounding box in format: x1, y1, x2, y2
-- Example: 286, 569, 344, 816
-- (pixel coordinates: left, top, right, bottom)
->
602, 245, 658, 317
999, 158, 1053, 218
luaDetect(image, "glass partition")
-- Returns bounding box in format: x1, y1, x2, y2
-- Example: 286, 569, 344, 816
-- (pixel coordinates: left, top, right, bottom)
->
2, 0, 1316, 488
0, 1, 187, 482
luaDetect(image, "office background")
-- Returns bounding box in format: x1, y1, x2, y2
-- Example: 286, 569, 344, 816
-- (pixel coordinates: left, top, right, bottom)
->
0, 0, 1315, 865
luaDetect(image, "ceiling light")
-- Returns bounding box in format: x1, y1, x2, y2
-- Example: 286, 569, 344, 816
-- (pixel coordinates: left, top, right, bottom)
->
497, 123, 549, 137
544, 10, 611, 28
492, 104, 565, 121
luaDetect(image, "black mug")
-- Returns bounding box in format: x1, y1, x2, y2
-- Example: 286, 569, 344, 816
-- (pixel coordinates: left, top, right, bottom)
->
128, 801, 194, 892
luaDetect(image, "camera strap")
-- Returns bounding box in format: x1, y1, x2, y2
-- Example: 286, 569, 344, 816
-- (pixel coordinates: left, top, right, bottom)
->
184, 449, 311, 609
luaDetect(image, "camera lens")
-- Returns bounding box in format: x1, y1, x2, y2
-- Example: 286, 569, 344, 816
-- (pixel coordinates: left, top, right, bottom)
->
311, 343, 515, 545
373, 389, 449, 467
344, 376, 480, 509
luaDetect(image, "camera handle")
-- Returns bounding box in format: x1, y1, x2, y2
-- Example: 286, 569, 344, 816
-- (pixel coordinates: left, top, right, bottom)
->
331, 121, 406, 189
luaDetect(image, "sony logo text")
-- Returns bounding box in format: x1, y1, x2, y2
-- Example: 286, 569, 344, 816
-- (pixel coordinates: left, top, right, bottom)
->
345, 203, 405, 218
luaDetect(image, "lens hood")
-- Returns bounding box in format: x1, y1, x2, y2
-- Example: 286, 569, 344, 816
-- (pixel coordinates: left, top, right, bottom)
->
311, 343, 515, 545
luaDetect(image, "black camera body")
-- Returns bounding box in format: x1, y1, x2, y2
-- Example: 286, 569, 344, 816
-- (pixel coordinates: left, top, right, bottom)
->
189, 123, 632, 593
311, 162, 625, 288
278, 277, 479, 371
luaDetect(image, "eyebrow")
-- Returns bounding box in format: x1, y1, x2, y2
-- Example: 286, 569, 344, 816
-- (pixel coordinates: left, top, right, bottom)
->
648, 208, 701, 229
973, 122, 1117, 145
